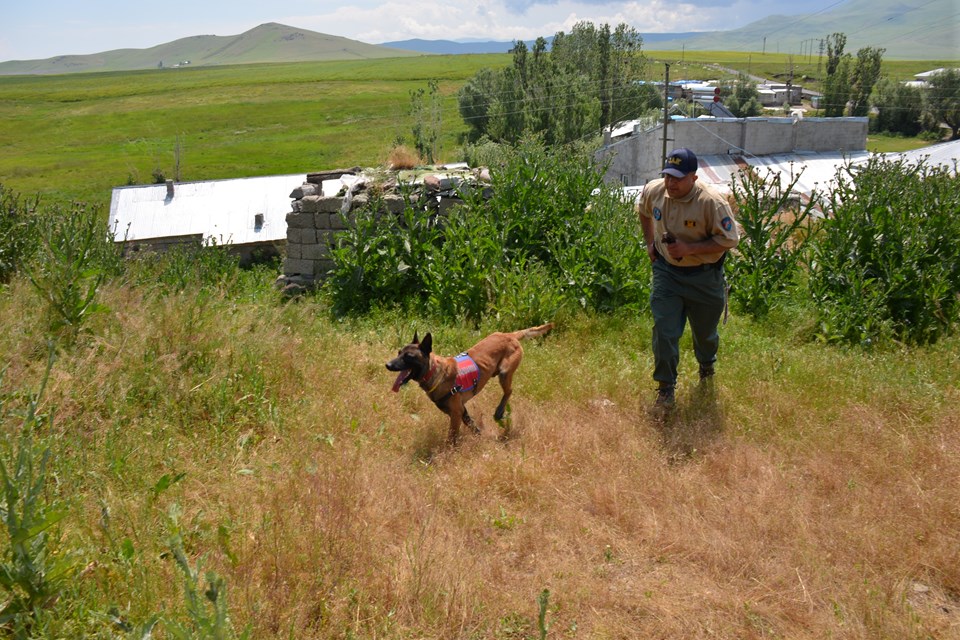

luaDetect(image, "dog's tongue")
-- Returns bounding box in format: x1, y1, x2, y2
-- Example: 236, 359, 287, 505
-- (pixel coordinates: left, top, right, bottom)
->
391, 369, 411, 393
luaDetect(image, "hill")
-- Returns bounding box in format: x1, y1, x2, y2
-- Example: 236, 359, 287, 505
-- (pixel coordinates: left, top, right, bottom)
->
649, 0, 957, 60
383, 0, 955, 60
0, 23, 421, 76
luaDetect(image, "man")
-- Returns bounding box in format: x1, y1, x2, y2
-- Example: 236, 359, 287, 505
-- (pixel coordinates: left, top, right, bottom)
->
636, 148, 739, 407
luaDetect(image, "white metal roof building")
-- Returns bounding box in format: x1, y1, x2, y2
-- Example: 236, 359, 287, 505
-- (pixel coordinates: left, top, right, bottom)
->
110, 173, 303, 260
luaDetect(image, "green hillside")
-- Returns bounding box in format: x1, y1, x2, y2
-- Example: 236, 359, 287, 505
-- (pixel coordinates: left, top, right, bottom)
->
647, 0, 957, 60
0, 23, 422, 76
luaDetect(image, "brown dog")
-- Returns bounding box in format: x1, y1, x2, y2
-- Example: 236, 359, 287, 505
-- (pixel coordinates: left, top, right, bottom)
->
386, 323, 554, 444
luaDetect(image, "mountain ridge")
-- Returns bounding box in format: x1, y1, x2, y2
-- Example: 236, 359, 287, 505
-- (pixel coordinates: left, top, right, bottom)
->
0, 23, 421, 76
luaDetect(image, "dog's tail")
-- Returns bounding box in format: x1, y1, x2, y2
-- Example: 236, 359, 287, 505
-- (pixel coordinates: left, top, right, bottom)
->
511, 322, 554, 340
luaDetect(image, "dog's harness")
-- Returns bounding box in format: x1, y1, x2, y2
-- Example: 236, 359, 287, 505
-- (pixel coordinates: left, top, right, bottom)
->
452, 353, 479, 393
420, 353, 479, 403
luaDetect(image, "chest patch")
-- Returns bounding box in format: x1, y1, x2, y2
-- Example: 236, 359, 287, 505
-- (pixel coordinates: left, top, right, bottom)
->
684, 220, 697, 228
453, 353, 479, 393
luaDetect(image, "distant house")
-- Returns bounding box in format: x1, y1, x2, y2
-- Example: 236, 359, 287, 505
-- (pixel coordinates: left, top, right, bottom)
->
905, 67, 957, 88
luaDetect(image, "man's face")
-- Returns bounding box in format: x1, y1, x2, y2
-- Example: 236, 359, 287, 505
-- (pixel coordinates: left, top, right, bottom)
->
663, 172, 697, 199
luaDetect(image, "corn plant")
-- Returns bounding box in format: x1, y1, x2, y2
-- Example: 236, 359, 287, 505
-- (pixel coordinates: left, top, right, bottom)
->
806, 156, 960, 345
727, 166, 819, 318
327, 190, 442, 315
0, 349, 76, 636
419, 205, 504, 325
547, 185, 650, 312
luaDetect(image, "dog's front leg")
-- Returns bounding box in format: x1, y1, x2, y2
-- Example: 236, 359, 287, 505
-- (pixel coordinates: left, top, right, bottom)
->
446, 395, 464, 444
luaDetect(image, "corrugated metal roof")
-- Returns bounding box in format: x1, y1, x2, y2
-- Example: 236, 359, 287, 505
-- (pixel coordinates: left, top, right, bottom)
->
644, 141, 958, 209
889, 138, 960, 170
697, 150, 872, 197
110, 174, 303, 245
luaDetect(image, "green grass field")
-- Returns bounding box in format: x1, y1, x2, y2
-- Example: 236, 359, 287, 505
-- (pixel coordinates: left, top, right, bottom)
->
0, 55, 505, 206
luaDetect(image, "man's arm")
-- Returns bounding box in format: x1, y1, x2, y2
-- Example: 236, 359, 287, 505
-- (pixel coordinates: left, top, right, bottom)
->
640, 214, 657, 262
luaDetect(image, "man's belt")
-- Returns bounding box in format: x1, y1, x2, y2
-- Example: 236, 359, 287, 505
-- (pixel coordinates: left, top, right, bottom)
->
655, 250, 724, 273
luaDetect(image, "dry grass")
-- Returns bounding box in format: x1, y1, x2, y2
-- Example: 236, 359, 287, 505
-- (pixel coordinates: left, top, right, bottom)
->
1, 281, 959, 638
387, 145, 423, 170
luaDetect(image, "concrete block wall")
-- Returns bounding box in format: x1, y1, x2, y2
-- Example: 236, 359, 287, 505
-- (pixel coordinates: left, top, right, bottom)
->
281, 189, 405, 288
601, 117, 868, 186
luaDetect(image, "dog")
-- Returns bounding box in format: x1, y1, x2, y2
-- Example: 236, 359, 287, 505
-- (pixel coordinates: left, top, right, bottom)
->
386, 323, 554, 444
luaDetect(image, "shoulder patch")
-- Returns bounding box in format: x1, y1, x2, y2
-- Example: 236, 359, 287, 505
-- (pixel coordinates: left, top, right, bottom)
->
721, 216, 733, 231
653, 207, 662, 221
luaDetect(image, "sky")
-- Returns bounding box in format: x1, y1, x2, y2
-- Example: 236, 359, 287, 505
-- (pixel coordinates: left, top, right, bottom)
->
1, 0, 847, 62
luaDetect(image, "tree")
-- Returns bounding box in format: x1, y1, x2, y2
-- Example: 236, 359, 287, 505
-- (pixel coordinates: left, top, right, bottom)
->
922, 68, 960, 140
822, 55, 851, 117
725, 74, 763, 118
821, 32, 851, 117
849, 47, 885, 117
457, 20, 652, 145
871, 78, 923, 136
825, 33, 846, 77
410, 80, 442, 163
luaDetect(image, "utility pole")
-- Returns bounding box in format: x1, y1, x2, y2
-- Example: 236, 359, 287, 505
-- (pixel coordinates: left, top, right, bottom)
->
662, 63, 671, 166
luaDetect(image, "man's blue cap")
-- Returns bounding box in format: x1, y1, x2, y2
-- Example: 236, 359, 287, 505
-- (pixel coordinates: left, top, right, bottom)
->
661, 148, 698, 178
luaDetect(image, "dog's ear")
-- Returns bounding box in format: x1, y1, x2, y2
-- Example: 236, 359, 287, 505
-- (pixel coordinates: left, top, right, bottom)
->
419, 333, 432, 356
412, 331, 419, 345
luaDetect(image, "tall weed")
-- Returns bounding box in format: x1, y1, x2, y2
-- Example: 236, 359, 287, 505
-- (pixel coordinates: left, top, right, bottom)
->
164, 526, 250, 640
126, 240, 245, 297
807, 156, 960, 345
0, 185, 40, 285
0, 351, 77, 637
25, 204, 116, 346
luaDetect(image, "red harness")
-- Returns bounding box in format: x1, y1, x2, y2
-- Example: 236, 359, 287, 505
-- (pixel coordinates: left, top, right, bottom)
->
453, 353, 479, 393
